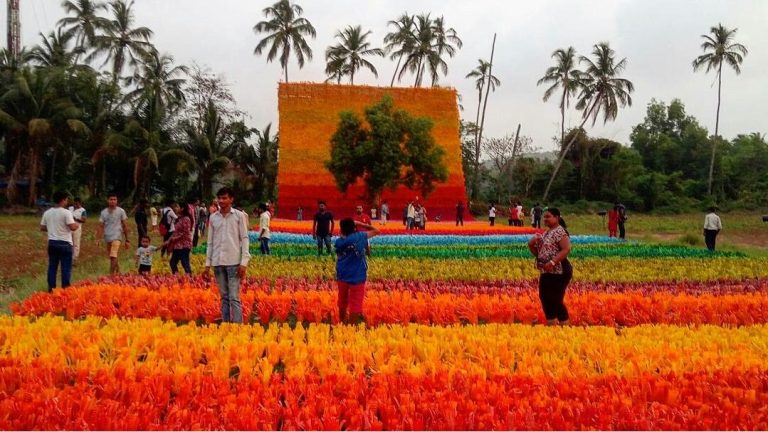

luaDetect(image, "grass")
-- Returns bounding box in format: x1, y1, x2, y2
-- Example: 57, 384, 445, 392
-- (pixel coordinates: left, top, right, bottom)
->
1, 212, 766, 313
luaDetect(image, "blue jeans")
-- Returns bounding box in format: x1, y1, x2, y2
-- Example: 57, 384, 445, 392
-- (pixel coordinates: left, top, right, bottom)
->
47, 240, 73, 292
170, 248, 192, 274
214, 265, 243, 323
259, 238, 270, 255
316, 235, 332, 255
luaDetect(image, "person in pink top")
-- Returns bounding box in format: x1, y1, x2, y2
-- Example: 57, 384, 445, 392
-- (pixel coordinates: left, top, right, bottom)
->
165, 203, 193, 275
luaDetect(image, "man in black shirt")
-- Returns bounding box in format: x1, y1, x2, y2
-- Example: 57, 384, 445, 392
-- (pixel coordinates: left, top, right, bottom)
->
312, 201, 335, 255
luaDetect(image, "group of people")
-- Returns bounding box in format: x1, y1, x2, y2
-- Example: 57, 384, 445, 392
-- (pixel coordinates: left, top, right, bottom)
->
487, 202, 545, 228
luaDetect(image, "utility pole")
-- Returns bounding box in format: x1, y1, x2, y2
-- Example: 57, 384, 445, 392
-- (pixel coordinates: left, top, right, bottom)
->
7, 0, 21, 58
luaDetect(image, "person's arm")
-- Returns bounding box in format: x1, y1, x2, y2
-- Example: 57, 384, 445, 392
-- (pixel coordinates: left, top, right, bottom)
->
78, 211, 87, 224
40, 214, 47, 232
96, 212, 105, 245
312, 217, 317, 238
527, 235, 540, 257
238, 211, 251, 278
330, 218, 335, 237
355, 221, 381, 238
204, 216, 214, 274
135, 249, 140, 266
121, 215, 130, 245
717, 216, 722, 233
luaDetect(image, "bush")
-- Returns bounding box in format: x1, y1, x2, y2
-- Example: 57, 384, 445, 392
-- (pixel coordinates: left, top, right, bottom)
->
677, 233, 703, 247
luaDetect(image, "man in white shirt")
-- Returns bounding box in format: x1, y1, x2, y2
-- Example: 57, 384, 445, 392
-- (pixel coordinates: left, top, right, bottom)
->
205, 187, 251, 323
40, 191, 79, 292
258, 202, 271, 255
380, 200, 389, 225
703, 206, 723, 252
489, 204, 497, 226
70, 197, 87, 264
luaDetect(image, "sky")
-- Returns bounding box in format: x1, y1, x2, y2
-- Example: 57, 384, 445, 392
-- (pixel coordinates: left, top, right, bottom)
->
2, 0, 766, 152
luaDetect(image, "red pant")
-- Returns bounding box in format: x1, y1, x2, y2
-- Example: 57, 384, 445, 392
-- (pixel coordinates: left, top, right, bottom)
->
337, 281, 366, 314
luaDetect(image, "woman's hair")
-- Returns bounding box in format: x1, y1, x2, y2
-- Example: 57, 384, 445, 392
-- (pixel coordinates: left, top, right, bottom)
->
179, 203, 192, 218
339, 218, 356, 236
545, 207, 569, 233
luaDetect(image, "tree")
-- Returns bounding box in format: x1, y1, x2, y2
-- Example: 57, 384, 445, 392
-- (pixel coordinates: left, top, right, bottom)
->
537, 47, 587, 152
397, 14, 462, 87
58, 0, 109, 63
234, 123, 279, 201
542, 42, 634, 201
181, 64, 245, 132
466, 57, 500, 198
326, 95, 448, 205
0, 68, 89, 205
253, 0, 316, 83
88, 0, 154, 86
325, 25, 383, 85
692, 23, 748, 195
29, 28, 86, 68
383, 13, 415, 87
483, 125, 534, 202
123, 51, 188, 114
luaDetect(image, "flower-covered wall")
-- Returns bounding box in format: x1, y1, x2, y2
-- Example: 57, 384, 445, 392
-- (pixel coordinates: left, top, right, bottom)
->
276, 83, 471, 221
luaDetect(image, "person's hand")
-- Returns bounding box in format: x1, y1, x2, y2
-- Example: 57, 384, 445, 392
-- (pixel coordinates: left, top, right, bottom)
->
237, 265, 246, 279
543, 260, 556, 272
124, 240, 130, 248
96, 239, 102, 247
203, 266, 211, 278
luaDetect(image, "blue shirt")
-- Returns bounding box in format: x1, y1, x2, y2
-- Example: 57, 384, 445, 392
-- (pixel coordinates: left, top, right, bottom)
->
335, 232, 369, 284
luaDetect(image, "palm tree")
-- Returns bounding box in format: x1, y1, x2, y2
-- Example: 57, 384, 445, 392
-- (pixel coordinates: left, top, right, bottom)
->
124, 51, 188, 112
692, 23, 748, 195
253, 0, 316, 83
537, 47, 587, 152
29, 28, 85, 68
88, 0, 154, 86
542, 42, 634, 201
325, 25, 383, 85
428, 16, 462, 86
324, 53, 348, 84
57, 0, 109, 63
0, 68, 90, 205
384, 13, 415, 87
466, 58, 500, 143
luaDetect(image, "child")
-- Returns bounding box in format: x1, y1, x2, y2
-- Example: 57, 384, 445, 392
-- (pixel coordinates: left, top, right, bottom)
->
335, 218, 380, 324
135, 235, 159, 275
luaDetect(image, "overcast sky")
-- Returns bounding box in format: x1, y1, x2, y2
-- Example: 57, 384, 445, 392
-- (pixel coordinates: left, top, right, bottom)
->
3, 0, 766, 151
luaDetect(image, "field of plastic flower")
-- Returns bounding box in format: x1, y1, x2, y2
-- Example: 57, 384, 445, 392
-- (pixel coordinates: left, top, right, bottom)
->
4, 221, 768, 430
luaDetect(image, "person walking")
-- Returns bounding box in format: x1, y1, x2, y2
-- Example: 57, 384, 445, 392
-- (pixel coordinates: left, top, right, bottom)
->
703, 206, 722, 252
509, 204, 519, 226
380, 200, 389, 225
150, 205, 159, 231
41, 191, 79, 292
159, 199, 177, 257
335, 218, 381, 324
312, 201, 335, 255
133, 199, 149, 244
196, 203, 208, 241
258, 203, 271, 255
70, 197, 87, 264
417, 204, 427, 230
297, 205, 304, 221
528, 207, 573, 325
456, 201, 465, 226
489, 203, 497, 226
607, 205, 620, 238
205, 187, 251, 324
166, 203, 193, 275
532, 203, 543, 228
96, 194, 130, 275
615, 201, 627, 239
515, 202, 525, 227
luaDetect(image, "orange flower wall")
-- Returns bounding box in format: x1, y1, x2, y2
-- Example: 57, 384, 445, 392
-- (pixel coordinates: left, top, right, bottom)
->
277, 83, 471, 220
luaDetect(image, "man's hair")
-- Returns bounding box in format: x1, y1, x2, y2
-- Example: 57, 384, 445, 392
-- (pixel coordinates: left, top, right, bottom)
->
318, 200, 326, 206
708, 206, 717, 212
107, 192, 118, 199
258, 203, 268, 211
340, 218, 356, 236
74, 197, 82, 203
164, 198, 176, 206
216, 187, 234, 198
52, 191, 68, 204
141, 235, 151, 242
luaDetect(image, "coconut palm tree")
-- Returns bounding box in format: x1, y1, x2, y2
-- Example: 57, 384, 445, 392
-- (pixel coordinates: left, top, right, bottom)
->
466, 59, 500, 143
428, 16, 462, 86
57, 0, 109, 63
88, 0, 154, 86
325, 25, 383, 85
537, 47, 588, 152
124, 51, 188, 113
253, 0, 316, 83
0, 68, 90, 205
28, 28, 85, 68
324, 53, 348, 84
384, 13, 415, 87
542, 42, 634, 201
692, 23, 748, 195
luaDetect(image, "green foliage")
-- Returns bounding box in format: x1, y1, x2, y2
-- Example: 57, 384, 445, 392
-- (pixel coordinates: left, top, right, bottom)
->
326, 95, 448, 204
